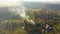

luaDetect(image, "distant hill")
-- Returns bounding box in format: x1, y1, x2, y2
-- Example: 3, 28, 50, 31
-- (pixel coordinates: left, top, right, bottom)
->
44, 4, 60, 10
0, 2, 60, 21
0, 7, 20, 21
0, 7, 11, 19
23, 2, 44, 9
23, 1, 60, 10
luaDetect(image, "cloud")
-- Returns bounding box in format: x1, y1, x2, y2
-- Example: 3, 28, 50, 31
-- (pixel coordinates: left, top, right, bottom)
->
0, 0, 60, 7
0, 0, 21, 7
22, 0, 60, 2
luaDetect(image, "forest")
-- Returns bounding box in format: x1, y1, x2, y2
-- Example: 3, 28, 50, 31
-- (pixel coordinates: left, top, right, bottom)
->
0, 9, 60, 34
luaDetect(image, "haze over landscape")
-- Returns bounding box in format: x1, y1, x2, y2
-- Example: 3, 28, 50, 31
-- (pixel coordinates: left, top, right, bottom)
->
0, 0, 60, 34
0, 0, 60, 7
0, 1, 60, 19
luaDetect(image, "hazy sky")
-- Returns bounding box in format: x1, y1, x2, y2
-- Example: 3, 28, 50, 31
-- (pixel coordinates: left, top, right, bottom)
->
0, 0, 60, 2
0, 0, 60, 7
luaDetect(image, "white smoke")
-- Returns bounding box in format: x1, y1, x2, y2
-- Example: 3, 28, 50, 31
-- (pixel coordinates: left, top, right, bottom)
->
19, 7, 26, 18
8, 1, 27, 18
8, 1, 35, 25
